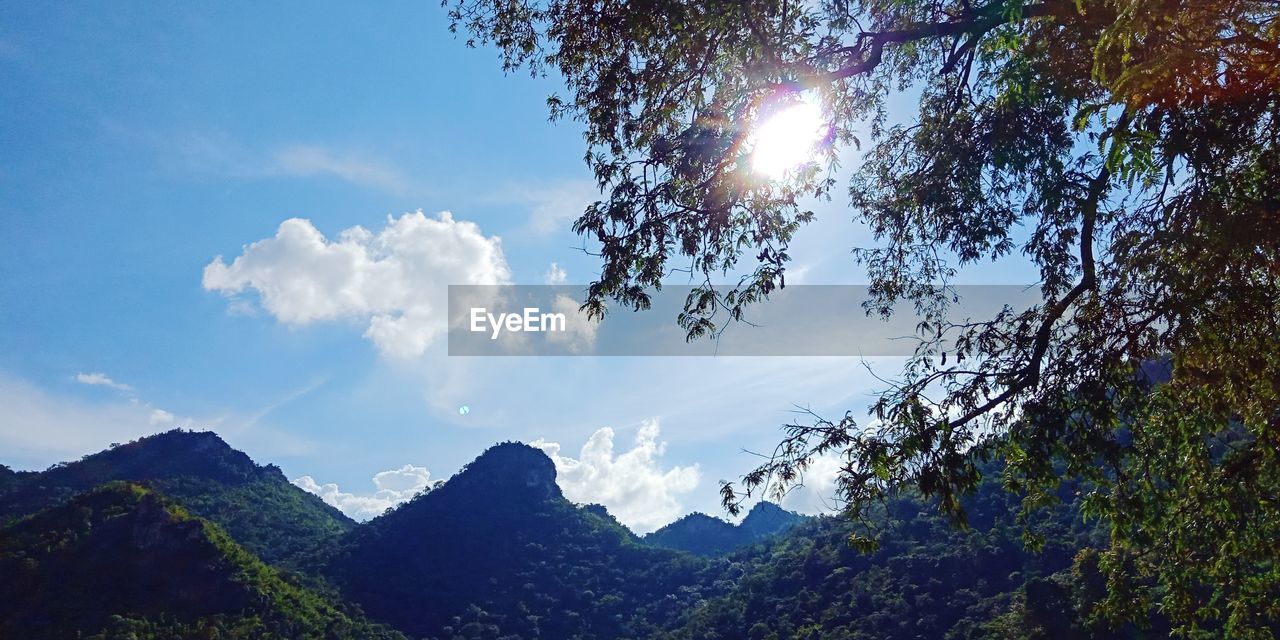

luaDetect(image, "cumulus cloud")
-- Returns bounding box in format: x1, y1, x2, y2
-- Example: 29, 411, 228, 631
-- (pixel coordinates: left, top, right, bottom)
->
292, 464, 433, 521
74, 372, 132, 392
203, 211, 510, 358
543, 262, 567, 285
777, 451, 844, 515
534, 420, 700, 533
544, 294, 598, 353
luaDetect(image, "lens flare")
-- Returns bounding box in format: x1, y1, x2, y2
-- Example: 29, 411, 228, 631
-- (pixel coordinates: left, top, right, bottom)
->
750, 99, 827, 178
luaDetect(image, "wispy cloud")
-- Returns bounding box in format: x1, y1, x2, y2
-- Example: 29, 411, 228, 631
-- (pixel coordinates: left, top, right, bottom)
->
243, 377, 328, 428
490, 179, 597, 236
74, 372, 133, 392
156, 129, 417, 195
74, 371, 186, 427
0, 372, 316, 470
148, 408, 177, 425
272, 145, 410, 194
543, 262, 567, 285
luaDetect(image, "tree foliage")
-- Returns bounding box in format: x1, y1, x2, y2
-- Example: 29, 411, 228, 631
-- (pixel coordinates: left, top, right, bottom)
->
644, 501, 807, 556
0, 482, 404, 640
0, 431, 1195, 638
0, 429, 354, 567
444, 0, 1280, 634
326, 442, 717, 639
663, 464, 1114, 640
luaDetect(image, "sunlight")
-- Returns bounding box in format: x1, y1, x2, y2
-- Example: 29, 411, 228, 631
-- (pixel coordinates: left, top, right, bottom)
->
749, 98, 827, 178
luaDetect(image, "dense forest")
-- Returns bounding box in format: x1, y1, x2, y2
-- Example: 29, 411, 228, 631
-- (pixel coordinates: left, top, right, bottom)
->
0, 429, 1186, 639
0, 430, 353, 565
0, 479, 402, 640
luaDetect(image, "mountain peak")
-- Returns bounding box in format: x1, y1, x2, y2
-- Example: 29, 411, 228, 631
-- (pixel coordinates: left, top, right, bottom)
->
740, 501, 806, 538
0, 430, 352, 565
447, 441, 561, 501
0, 482, 402, 640
47, 429, 274, 486
644, 502, 807, 556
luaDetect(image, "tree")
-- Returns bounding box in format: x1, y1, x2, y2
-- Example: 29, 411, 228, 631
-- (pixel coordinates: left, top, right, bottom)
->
444, 0, 1280, 634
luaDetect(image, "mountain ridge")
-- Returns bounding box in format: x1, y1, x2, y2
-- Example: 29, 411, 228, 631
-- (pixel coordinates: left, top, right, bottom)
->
0, 481, 404, 640
326, 441, 713, 639
0, 430, 1131, 639
644, 500, 807, 556
0, 429, 354, 565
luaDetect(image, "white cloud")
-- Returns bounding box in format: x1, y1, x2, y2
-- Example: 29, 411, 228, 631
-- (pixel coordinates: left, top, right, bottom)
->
514, 180, 596, 235
543, 294, 598, 353
225, 299, 258, 317
543, 262, 567, 285
0, 372, 313, 470
534, 419, 700, 534
777, 451, 844, 515
73, 372, 190, 429
74, 372, 132, 392
203, 211, 511, 358
158, 130, 418, 196
149, 408, 177, 426
292, 463, 433, 521
272, 145, 410, 194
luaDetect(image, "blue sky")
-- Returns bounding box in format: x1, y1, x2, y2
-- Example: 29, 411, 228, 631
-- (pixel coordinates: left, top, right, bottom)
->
0, 2, 1034, 532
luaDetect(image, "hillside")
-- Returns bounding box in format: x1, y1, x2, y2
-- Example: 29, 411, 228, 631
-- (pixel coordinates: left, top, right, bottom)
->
660, 470, 1117, 640
0, 482, 404, 640
0, 432, 1152, 639
0, 464, 21, 492
326, 442, 716, 639
645, 501, 806, 556
0, 430, 353, 565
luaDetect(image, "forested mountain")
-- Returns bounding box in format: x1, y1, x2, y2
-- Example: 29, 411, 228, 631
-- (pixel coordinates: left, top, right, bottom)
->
0, 430, 353, 565
0, 433, 1159, 639
737, 502, 807, 539
325, 442, 716, 639
0, 464, 22, 492
661, 472, 1121, 640
644, 501, 806, 556
0, 482, 404, 640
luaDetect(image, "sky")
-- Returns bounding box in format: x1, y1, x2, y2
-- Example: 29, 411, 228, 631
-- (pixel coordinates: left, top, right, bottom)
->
0, 2, 1035, 533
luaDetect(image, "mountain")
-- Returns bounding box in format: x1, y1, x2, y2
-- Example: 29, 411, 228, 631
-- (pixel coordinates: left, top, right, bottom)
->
326, 442, 715, 639
659, 468, 1118, 640
0, 430, 353, 565
0, 432, 1153, 639
644, 501, 806, 556
738, 501, 807, 538
0, 482, 405, 640
0, 464, 21, 492
645, 512, 743, 555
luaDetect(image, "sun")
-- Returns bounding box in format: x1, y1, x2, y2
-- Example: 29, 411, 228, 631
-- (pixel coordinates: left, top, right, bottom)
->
749, 98, 827, 178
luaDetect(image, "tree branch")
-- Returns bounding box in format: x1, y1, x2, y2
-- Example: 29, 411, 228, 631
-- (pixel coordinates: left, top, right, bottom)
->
801, 2, 1062, 87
